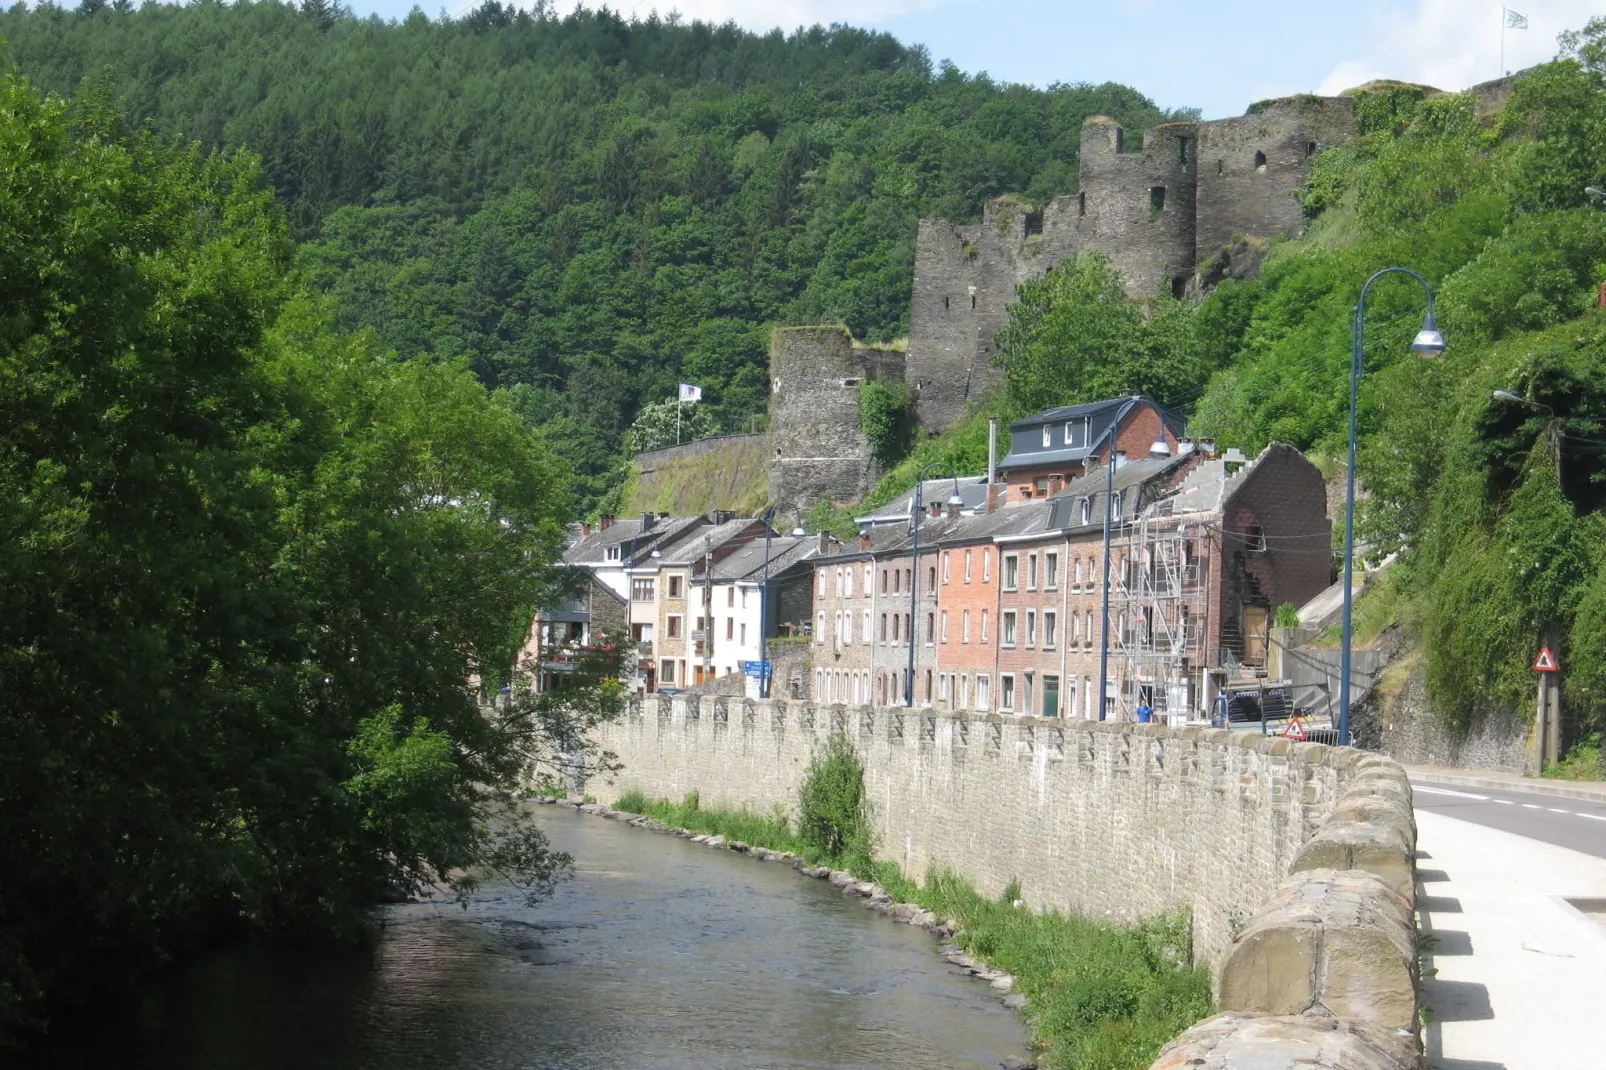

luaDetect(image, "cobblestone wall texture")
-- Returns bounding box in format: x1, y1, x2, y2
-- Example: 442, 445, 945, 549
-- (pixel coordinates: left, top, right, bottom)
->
594, 695, 1376, 965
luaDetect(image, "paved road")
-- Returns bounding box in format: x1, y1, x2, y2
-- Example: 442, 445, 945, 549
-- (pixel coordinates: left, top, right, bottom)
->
1411, 778, 1606, 859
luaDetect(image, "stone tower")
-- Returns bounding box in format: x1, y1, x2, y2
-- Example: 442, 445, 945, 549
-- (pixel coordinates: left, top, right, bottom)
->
768, 327, 905, 513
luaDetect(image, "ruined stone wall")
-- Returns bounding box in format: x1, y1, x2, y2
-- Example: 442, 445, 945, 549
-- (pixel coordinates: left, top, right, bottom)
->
596, 696, 1370, 965
1194, 97, 1357, 263
1077, 118, 1198, 297
767, 328, 903, 513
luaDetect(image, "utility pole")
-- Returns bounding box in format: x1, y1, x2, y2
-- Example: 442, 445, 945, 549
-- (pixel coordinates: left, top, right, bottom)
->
701, 536, 713, 685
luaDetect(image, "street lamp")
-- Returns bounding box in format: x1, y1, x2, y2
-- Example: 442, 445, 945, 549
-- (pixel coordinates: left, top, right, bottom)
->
1492, 389, 1561, 482
758, 506, 807, 699
1094, 429, 1173, 722
1338, 267, 1445, 746
907, 464, 965, 707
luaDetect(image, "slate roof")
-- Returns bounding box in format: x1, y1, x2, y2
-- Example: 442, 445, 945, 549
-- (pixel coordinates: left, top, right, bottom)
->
999, 395, 1186, 471
655, 518, 765, 566
709, 534, 819, 582
855, 476, 992, 525
564, 515, 708, 567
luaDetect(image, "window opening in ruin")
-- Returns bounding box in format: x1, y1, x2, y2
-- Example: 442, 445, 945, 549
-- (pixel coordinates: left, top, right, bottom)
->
1307, 141, 1317, 157
943, 295, 949, 310
1024, 209, 1044, 237
1171, 276, 1187, 300
841, 378, 859, 387
971, 294, 977, 310
1216, 158, 1224, 176
1177, 136, 1188, 169
1254, 150, 1267, 172
1078, 191, 1086, 218
1149, 186, 1165, 221
1114, 128, 1125, 153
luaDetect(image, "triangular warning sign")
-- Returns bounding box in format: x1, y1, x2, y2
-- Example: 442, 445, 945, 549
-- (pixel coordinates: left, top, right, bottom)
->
1533, 646, 1560, 673
1283, 718, 1307, 741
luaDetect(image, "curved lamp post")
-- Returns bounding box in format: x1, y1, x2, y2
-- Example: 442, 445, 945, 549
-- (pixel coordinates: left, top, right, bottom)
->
758, 505, 808, 699
907, 464, 965, 707
1338, 268, 1445, 745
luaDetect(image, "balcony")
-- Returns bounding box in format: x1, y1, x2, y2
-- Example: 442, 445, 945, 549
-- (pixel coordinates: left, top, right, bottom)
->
635, 640, 653, 657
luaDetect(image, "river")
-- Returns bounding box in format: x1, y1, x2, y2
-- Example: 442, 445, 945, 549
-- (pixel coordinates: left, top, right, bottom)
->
57, 806, 1030, 1069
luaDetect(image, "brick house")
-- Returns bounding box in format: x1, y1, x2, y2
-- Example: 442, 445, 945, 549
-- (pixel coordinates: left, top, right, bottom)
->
997, 395, 1185, 505
807, 534, 879, 705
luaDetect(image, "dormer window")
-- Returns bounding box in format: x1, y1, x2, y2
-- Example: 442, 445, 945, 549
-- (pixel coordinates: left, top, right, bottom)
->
1080, 498, 1092, 525
1042, 426, 1052, 448
606, 546, 621, 562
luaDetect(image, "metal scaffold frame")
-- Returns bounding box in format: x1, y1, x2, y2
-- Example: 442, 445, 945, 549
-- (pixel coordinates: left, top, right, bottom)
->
1108, 514, 1212, 722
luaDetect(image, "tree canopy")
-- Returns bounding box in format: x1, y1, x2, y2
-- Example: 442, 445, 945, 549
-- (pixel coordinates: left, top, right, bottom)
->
0, 73, 618, 1045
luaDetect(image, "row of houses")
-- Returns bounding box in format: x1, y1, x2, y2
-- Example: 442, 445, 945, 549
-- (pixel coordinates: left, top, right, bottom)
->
531, 396, 1333, 721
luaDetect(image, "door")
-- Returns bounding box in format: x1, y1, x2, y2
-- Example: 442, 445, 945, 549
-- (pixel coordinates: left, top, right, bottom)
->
1043, 676, 1060, 718
1242, 605, 1270, 666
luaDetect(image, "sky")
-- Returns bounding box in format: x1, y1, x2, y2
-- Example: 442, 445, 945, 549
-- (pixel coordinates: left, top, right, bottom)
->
341, 0, 1596, 118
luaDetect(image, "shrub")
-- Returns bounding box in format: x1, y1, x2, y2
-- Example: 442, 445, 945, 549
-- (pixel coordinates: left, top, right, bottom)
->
858, 380, 912, 468
614, 789, 649, 813
797, 732, 872, 868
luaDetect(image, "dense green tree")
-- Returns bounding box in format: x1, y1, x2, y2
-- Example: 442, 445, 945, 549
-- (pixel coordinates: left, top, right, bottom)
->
0, 75, 619, 1045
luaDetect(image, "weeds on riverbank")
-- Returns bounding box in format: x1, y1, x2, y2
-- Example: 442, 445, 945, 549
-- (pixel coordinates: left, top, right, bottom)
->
607, 788, 1211, 1069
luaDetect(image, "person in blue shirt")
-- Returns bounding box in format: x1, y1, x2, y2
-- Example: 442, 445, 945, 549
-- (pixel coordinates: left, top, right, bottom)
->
1135, 700, 1153, 723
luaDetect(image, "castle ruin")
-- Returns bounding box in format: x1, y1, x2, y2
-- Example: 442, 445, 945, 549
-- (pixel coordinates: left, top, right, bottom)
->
905, 95, 1360, 431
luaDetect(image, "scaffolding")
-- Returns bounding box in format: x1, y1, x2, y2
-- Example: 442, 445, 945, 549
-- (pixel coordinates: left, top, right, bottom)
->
1108, 513, 1212, 722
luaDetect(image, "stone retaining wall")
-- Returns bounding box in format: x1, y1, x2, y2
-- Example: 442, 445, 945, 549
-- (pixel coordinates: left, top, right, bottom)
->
590, 695, 1420, 1069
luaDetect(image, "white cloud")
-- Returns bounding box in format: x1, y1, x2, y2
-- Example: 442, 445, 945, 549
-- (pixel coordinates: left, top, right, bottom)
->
1317, 1, 1595, 97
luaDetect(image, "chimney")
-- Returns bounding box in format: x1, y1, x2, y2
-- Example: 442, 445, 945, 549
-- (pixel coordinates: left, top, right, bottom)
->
641, 511, 654, 531
1178, 437, 1196, 455
599, 515, 615, 530
987, 417, 998, 485
857, 527, 872, 550
581, 521, 593, 539
947, 497, 962, 519
1199, 439, 1217, 459
986, 482, 1001, 514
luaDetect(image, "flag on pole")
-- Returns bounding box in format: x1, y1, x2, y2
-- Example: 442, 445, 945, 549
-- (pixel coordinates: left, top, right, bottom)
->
1504, 8, 1528, 29
678, 383, 703, 403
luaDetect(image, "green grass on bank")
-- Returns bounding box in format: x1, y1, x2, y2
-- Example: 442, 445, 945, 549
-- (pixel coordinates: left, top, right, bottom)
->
1543, 735, 1605, 782
611, 791, 1213, 1069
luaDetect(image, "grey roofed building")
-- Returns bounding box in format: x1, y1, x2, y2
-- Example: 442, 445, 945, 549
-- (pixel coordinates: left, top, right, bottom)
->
855, 475, 992, 527
1044, 455, 1192, 532
708, 533, 821, 583
998, 395, 1186, 472
563, 513, 711, 568
654, 517, 769, 567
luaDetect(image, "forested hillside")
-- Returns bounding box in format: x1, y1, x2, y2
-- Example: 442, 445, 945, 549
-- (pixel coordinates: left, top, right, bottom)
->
0, 0, 1188, 511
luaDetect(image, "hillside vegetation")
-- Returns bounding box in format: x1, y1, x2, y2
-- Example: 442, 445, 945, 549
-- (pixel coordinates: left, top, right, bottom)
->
0, 0, 1189, 515
846, 33, 1606, 747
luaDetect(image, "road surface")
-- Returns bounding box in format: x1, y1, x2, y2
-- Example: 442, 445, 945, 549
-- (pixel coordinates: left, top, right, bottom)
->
1410, 778, 1606, 859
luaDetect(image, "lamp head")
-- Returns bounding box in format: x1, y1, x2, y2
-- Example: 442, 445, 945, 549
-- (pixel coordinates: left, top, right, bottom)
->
650, 548, 661, 558
791, 524, 807, 537
1586, 186, 1606, 198
947, 491, 965, 507
1411, 309, 1446, 356
1492, 389, 1525, 405
1148, 433, 1172, 458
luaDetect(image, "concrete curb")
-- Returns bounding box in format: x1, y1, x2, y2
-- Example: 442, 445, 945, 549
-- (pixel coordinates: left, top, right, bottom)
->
1407, 768, 1606, 803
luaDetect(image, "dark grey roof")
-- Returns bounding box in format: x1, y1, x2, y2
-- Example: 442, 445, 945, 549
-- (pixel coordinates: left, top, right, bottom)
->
931, 499, 1057, 547
856, 476, 992, 525
710, 535, 821, 582
656, 518, 765, 565
564, 515, 708, 566
1045, 456, 1190, 532
999, 395, 1187, 471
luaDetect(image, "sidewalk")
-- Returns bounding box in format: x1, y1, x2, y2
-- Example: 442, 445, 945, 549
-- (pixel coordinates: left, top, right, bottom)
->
1407, 763, 1606, 804
1417, 809, 1606, 1069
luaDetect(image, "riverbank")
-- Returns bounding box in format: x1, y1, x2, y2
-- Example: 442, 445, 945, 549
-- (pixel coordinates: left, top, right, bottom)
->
560, 793, 1213, 1070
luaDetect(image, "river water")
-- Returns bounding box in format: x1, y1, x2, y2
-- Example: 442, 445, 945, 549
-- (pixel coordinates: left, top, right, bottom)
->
70, 806, 1030, 1069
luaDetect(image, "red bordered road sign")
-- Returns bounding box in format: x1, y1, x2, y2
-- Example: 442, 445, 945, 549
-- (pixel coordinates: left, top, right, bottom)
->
1533, 646, 1560, 673
1283, 718, 1308, 741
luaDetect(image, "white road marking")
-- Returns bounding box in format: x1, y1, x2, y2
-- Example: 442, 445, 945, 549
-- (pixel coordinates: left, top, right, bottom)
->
1495, 799, 1515, 805
1578, 813, 1606, 822
1524, 804, 1543, 809
1415, 786, 1491, 800
1549, 808, 1571, 814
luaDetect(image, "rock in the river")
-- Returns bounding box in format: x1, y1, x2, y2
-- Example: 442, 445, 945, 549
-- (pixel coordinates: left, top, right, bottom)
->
989, 975, 1014, 991
705, 836, 726, 848
1001, 993, 1028, 1010
999, 1058, 1037, 1070
728, 841, 749, 853
690, 835, 709, 843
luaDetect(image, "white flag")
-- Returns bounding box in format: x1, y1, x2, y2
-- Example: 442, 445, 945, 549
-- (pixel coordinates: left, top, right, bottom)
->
678, 383, 703, 403
1505, 8, 1528, 29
